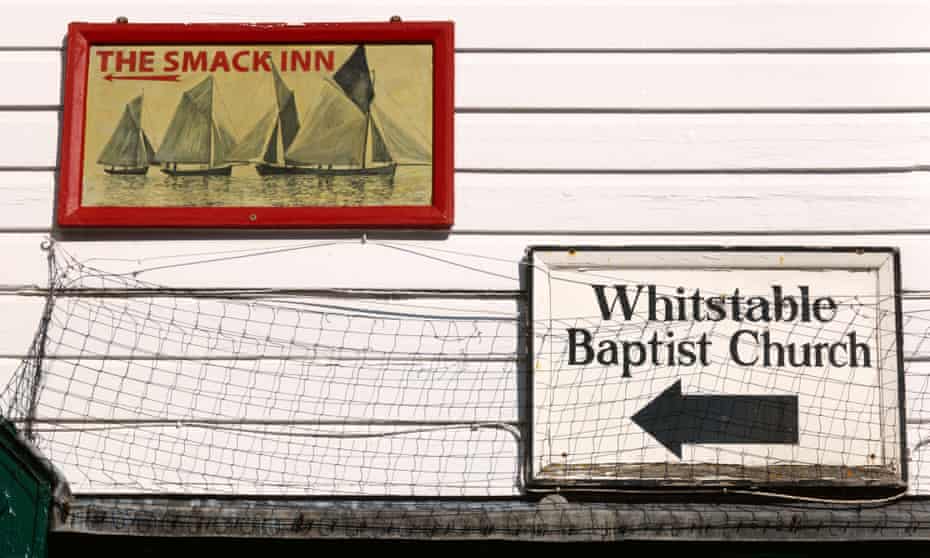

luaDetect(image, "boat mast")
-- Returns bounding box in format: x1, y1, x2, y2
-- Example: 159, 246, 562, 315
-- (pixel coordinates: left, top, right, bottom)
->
208, 77, 215, 169
137, 90, 145, 168
360, 70, 374, 169
272, 69, 284, 165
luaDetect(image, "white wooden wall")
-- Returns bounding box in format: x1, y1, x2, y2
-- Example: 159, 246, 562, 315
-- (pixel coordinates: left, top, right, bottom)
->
3, 0, 930, 495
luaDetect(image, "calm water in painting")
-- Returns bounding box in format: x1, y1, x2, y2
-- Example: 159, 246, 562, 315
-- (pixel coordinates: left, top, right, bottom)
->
82, 165, 431, 207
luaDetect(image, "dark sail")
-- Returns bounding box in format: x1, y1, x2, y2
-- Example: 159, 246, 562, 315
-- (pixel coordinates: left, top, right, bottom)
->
272, 65, 300, 151
264, 122, 279, 164
98, 95, 146, 167
142, 131, 157, 165
370, 120, 392, 163
333, 46, 374, 113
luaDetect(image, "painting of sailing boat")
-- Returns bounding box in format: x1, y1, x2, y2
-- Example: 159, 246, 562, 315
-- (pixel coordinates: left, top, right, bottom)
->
227, 64, 301, 172
97, 95, 157, 175
156, 75, 238, 177
60, 22, 453, 227
258, 46, 429, 179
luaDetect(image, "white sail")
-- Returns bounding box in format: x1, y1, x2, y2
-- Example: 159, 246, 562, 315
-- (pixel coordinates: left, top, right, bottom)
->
98, 95, 147, 167
285, 83, 367, 166
372, 105, 431, 164
156, 76, 237, 166
227, 109, 276, 163
155, 77, 213, 164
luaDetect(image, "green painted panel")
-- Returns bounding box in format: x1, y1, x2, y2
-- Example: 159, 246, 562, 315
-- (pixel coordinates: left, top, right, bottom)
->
0, 421, 51, 558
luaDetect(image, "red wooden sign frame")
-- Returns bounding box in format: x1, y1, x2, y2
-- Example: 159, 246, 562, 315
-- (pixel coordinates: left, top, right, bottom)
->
58, 21, 454, 228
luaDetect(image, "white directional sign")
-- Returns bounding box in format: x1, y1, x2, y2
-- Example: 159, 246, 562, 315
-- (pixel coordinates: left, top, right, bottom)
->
527, 247, 905, 488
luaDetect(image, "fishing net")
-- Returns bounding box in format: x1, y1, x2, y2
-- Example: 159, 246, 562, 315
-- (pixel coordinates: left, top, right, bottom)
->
3, 242, 930, 540
2, 245, 522, 496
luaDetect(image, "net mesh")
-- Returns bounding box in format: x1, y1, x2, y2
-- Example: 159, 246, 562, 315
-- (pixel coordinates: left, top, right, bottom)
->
2, 247, 521, 496
3, 243, 930, 509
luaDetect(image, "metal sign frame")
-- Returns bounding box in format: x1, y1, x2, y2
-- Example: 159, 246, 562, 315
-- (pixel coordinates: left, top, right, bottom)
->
524, 245, 907, 492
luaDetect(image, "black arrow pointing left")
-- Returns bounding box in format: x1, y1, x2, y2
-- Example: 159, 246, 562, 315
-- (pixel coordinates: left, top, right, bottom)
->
631, 380, 799, 459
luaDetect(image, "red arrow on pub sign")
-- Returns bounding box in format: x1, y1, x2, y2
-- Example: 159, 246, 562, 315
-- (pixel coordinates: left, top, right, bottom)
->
104, 74, 181, 82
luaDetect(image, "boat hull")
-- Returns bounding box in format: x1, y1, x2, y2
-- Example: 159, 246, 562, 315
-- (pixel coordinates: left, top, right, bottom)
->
104, 166, 148, 176
255, 162, 397, 178
161, 165, 233, 177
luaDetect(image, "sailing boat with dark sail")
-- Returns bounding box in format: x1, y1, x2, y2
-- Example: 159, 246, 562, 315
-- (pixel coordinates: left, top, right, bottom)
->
98, 94, 156, 175
156, 75, 238, 177
261, 46, 398, 177
227, 64, 300, 175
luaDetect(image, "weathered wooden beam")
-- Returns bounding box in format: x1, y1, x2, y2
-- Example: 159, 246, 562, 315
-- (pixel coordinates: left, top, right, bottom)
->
55, 495, 930, 542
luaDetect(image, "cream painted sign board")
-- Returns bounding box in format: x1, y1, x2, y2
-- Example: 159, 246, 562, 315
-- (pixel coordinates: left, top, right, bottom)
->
528, 247, 905, 488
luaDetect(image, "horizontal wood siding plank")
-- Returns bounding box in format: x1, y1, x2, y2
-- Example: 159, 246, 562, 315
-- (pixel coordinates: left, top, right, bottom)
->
460, 174, 930, 233
6, 172, 930, 232
6, 233, 930, 290
0, 298, 45, 360
0, 52, 61, 107
460, 53, 930, 110
30, 358, 519, 423
905, 362, 930, 420
0, 172, 53, 229
455, 113, 930, 170
4, 1, 930, 50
